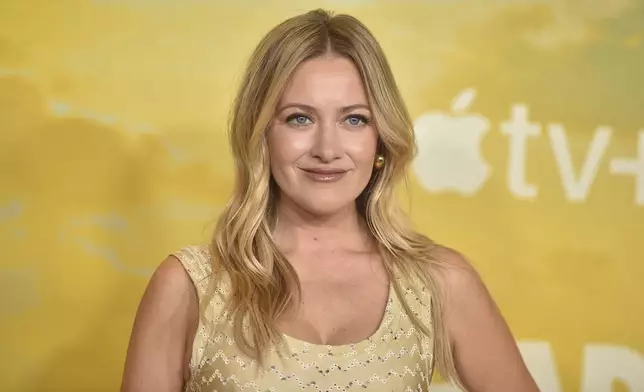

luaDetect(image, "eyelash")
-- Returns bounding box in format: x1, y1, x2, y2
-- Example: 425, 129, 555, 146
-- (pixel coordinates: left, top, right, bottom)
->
285, 113, 371, 127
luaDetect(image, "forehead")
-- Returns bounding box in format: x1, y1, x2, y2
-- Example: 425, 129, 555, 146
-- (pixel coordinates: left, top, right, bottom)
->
280, 56, 368, 106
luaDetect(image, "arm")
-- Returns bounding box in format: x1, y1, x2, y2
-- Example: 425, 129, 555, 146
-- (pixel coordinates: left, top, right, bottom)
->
120, 256, 199, 392
436, 246, 539, 392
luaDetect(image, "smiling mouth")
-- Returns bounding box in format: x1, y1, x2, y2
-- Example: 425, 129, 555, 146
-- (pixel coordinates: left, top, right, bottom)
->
300, 168, 348, 182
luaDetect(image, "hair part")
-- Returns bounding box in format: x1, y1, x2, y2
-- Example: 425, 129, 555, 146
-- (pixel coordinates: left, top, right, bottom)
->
209, 8, 465, 389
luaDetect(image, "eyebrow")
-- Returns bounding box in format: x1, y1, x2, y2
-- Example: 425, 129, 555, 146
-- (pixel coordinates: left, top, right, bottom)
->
276, 103, 370, 114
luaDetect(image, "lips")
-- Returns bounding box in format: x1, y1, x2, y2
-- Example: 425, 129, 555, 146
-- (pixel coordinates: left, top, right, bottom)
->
300, 168, 348, 182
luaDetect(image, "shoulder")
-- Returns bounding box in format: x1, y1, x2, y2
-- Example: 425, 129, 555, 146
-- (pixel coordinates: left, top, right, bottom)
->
138, 243, 212, 313
140, 249, 202, 317
429, 245, 539, 391
429, 245, 485, 300
428, 244, 498, 336
132, 244, 213, 341
120, 249, 202, 391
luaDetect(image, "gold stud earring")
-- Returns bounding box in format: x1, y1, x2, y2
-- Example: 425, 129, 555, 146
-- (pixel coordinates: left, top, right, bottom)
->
374, 155, 385, 169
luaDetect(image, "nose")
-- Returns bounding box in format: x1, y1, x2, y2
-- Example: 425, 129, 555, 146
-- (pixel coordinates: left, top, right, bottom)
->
310, 122, 342, 163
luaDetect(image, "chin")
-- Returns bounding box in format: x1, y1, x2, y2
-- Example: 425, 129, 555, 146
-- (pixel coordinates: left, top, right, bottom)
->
297, 198, 355, 217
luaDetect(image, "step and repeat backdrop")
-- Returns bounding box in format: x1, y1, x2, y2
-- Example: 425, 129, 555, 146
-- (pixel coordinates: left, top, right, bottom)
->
1, 1, 642, 391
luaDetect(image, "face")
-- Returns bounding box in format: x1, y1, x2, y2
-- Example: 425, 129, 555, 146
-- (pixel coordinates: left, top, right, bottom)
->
267, 55, 379, 216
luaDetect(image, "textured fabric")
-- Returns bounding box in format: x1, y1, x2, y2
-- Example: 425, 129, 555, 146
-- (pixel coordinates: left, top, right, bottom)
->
172, 245, 435, 392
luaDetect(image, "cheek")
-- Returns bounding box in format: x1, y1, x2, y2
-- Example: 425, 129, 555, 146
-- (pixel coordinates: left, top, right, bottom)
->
346, 132, 378, 166
268, 129, 309, 171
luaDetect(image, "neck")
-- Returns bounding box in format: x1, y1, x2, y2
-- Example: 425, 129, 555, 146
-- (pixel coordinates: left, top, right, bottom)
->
272, 197, 371, 254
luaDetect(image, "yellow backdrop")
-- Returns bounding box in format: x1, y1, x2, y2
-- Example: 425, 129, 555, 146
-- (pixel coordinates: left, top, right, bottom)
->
1, 1, 643, 391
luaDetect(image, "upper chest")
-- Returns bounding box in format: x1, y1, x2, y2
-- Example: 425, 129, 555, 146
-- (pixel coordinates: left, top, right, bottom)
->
286, 248, 388, 305
277, 249, 391, 346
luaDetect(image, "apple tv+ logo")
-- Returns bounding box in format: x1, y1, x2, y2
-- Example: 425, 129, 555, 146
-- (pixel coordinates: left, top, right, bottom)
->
412, 88, 644, 206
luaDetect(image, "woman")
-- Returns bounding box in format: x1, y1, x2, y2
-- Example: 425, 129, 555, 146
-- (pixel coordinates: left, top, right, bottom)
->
120, 9, 539, 392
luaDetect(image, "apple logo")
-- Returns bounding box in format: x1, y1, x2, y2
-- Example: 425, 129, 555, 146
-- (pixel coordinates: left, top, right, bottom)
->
412, 88, 491, 196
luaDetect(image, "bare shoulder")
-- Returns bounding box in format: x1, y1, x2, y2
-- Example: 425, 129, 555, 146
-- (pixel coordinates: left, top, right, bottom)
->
429, 245, 500, 339
429, 245, 540, 392
120, 255, 199, 392
142, 255, 198, 313
429, 245, 498, 326
150, 254, 195, 292
132, 255, 199, 321
430, 245, 485, 299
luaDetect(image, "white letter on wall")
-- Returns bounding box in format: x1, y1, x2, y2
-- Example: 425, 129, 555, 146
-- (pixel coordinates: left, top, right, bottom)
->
500, 104, 541, 199
581, 344, 644, 392
548, 125, 612, 202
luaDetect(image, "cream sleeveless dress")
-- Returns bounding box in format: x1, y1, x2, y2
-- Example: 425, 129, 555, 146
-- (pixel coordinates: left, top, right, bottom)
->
172, 245, 435, 392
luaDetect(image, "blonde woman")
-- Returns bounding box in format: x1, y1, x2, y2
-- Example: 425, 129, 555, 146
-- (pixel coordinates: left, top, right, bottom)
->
121, 9, 539, 392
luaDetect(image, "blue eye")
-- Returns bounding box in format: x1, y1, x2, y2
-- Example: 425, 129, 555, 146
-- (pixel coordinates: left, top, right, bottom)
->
345, 115, 369, 126
287, 114, 312, 126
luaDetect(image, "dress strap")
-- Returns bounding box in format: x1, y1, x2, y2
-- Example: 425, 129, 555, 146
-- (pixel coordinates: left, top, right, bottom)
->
170, 244, 219, 378
171, 244, 214, 300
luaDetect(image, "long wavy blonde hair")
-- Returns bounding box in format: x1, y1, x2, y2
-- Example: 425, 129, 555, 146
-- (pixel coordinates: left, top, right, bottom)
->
210, 8, 463, 388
